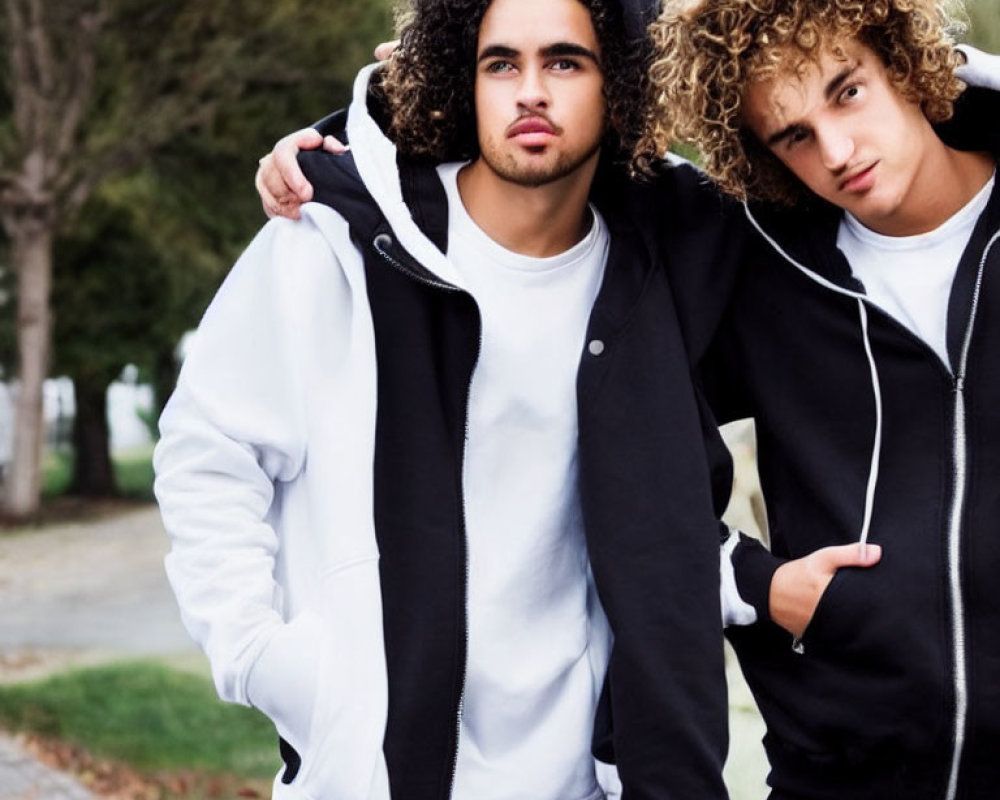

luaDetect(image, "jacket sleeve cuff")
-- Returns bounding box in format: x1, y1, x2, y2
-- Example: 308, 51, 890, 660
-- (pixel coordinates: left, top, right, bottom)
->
721, 530, 757, 626
732, 534, 786, 623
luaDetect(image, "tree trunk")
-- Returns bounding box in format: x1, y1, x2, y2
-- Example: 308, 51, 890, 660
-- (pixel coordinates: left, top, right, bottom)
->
151, 346, 179, 425
4, 221, 54, 519
71, 374, 115, 496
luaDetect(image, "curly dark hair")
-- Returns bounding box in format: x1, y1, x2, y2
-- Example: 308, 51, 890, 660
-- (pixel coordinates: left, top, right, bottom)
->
635, 0, 967, 204
379, 0, 651, 166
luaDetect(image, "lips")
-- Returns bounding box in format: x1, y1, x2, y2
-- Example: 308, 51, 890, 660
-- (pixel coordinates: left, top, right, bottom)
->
507, 116, 556, 138
839, 162, 878, 193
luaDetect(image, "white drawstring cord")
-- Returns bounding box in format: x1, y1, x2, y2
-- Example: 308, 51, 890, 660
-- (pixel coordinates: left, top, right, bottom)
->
856, 299, 884, 547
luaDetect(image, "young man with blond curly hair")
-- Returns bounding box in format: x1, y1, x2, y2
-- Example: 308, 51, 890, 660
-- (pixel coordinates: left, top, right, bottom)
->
642, 1, 1000, 798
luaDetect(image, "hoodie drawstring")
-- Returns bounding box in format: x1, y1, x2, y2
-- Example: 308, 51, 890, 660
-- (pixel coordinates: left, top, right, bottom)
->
856, 299, 883, 548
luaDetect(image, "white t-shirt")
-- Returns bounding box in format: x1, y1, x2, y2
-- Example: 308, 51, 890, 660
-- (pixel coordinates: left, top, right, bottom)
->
838, 173, 996, 367
436, 162, 611, 800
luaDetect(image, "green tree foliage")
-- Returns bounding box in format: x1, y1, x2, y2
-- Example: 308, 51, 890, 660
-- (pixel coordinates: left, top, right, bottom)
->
965, 0, 1000, 52
57, 0, 394, 496
0, 0, 393, 503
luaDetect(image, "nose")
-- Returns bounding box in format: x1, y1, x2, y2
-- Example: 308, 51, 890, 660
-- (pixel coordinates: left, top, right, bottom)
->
816, 123, 854, 172
516, 64, 550, 112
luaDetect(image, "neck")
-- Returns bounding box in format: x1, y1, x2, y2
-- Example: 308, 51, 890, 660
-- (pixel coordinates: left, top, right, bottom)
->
456, 154, 599, 257
865, 132, 994, 237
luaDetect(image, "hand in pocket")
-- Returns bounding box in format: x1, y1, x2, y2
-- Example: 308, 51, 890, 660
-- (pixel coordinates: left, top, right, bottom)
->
769, 543, 882, 639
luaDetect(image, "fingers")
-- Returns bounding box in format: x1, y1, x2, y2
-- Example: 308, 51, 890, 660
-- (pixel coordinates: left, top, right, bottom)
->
374, 39, 400, 62
769, 558, 825, 638
273, 129, 317, 202
255, 154, 291, 220
288, 126, 324, 150
768, 542, 882, 638
322, 135, 349, 154
813, 542, 882, 572
255, 127, 325, 220
256, 153, 303, 220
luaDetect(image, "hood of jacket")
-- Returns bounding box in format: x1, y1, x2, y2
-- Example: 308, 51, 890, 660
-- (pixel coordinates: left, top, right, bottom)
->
339, 63, 471, 291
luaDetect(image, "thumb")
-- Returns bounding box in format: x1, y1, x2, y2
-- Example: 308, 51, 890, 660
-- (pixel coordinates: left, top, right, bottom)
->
818, 542, 882, 570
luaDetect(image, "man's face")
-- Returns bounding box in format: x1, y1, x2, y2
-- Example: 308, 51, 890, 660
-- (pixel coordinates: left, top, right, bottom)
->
742, 38, 939, 235
473, 0, 607, 188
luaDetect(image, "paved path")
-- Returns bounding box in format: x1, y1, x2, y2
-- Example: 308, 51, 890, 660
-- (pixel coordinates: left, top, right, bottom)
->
0, 732, 94, 800
0, 501, 770, 799
0, 505, 196, 798
0, 505, 195, 682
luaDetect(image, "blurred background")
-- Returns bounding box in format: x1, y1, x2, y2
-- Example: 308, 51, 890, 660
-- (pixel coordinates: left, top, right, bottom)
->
0, 1, 997, 798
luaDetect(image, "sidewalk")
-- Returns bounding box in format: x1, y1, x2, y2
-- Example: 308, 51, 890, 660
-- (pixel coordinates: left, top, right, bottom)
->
0, 732, 94, 800
0, 505, 194, 798
0, 503, 770, 799
0, 505, 193, 670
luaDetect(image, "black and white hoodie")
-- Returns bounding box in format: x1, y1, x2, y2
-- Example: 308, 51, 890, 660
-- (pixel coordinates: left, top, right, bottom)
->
155, 62, 744, 800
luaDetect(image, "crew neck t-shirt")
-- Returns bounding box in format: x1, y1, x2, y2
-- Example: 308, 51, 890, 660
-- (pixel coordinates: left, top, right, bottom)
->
436, 161, 612, 800
838, 172, 996, 367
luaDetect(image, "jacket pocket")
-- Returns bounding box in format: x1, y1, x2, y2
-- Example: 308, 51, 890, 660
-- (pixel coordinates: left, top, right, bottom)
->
797, 568, 850, 653
796, 567, 891, 662
269, 556, 390, 800
246, 608, 324, 756
796, 564, 939, 680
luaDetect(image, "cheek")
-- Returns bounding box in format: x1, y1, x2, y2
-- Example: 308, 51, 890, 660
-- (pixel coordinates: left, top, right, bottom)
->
780, 152, 828, 194
577, 87, 607, 139
475, 89, 503, 138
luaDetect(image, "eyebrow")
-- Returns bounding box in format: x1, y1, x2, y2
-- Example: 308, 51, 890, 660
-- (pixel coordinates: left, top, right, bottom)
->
764, 62, 859, 147
823, 63, 858, 101
477, 42, 600, 65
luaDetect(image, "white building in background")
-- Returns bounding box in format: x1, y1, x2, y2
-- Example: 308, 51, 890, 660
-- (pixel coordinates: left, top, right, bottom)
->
0, 368, 154, 473
109, 366, 156, 451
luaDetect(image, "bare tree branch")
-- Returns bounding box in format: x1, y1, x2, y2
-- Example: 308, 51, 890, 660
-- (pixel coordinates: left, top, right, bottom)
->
53, 8, 101, 166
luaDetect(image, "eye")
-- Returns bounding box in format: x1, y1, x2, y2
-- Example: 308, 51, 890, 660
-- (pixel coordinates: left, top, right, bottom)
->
784, 127, 811, 150
485, 60, 516, 74
838, 83, 865, 104
549, 58, 580, 72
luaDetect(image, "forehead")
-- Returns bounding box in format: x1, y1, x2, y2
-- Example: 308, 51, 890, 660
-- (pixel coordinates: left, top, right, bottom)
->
479, 0, 600, 53
742, 38, 873, 135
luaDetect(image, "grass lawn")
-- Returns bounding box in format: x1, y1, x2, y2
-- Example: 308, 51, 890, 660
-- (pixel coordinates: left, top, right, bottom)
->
42, 444, 156, 501
0, 660, 279, 792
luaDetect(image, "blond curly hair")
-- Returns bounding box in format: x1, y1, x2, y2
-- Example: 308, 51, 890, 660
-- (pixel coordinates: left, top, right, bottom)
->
636, 0, 968, 203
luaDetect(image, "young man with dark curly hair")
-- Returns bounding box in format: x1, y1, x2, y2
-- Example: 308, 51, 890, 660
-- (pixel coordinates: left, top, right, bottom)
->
638, 1, 1000, 798
155, 1, 740, 799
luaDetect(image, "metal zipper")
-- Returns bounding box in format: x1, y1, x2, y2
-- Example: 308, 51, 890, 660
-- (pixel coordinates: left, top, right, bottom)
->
372, 232, 477, 798
448, 347, 480, 799
373, 232, 461, 293
944, 231, 998, 800
944, 380, 969, 800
